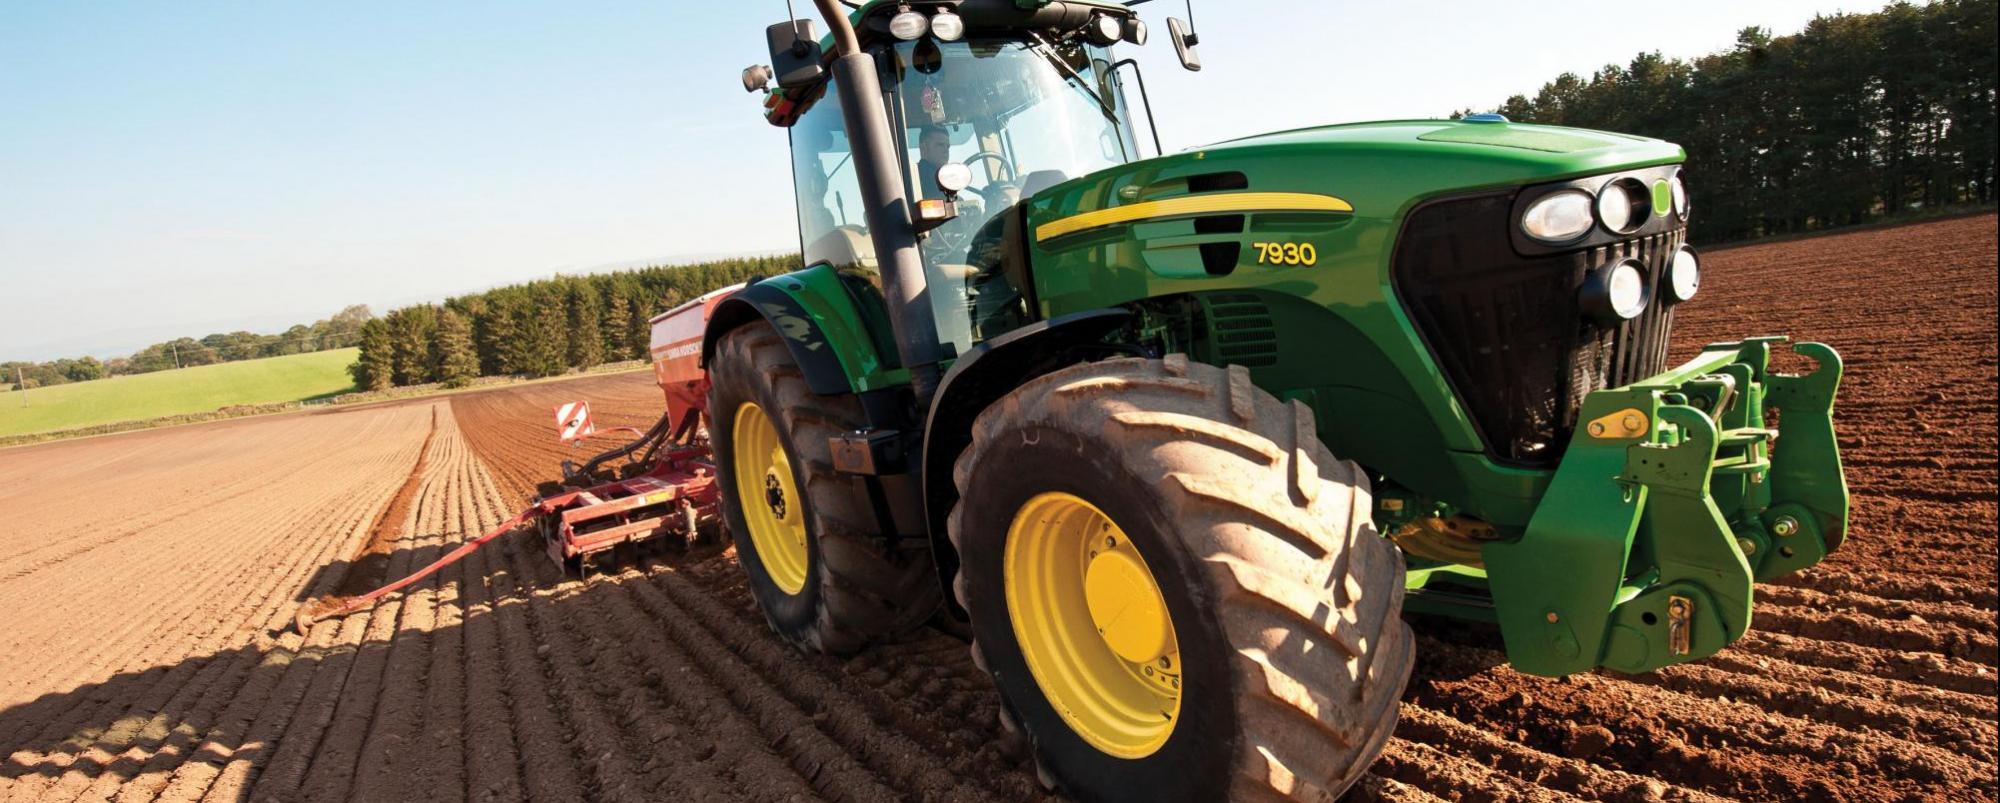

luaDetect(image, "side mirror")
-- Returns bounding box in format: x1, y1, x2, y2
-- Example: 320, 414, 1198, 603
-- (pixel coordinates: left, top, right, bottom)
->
1167, 17, 1201, 72
766, 19, 825, 89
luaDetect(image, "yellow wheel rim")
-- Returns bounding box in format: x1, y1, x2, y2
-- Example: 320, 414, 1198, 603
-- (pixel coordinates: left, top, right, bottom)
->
1004, 492, 1181, 758
732, 402, 809, 595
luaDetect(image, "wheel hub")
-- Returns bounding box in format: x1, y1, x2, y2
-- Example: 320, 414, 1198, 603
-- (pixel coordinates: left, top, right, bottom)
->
1084, 545, 1172, 664
1004, 492, 1182, 759
763, 471, 788, 519
731, 402, 809, 595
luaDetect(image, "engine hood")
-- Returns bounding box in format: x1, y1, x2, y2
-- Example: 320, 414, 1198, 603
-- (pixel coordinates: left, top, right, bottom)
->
1024, 119, 1684, 237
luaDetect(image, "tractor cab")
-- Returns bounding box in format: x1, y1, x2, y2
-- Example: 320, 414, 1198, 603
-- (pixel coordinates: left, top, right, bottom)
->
769, 1, 1149, 354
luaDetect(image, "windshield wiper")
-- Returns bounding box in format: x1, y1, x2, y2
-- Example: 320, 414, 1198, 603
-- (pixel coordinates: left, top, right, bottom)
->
1024, 33, 1118, 123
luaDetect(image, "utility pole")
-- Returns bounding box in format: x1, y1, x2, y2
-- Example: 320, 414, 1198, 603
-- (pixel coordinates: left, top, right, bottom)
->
15, 367, 25, 407
172, 342, 182, 369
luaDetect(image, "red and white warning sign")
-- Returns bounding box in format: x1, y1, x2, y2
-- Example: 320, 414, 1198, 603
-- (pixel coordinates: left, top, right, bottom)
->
554, 401, 596, 444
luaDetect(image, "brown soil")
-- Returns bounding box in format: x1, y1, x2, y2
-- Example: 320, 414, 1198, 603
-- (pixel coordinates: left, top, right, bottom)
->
0, 214, 1992, 802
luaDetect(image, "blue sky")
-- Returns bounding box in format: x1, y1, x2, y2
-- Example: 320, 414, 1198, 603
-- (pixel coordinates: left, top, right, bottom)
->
2, 0, 1863, 361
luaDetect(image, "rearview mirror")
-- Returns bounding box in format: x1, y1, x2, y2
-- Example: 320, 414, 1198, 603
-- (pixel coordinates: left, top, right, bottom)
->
1167, 17, 1201, 72
766, 19, 824, 89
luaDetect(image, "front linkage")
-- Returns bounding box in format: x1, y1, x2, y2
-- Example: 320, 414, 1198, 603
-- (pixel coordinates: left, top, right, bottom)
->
1422, 337, 1847, 677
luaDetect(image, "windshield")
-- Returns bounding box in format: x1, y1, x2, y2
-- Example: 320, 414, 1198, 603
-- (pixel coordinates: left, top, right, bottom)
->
889, 37, 1139, 351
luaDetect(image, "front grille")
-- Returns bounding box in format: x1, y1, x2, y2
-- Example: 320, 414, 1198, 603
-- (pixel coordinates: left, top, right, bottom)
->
1392, 193, 1681, 466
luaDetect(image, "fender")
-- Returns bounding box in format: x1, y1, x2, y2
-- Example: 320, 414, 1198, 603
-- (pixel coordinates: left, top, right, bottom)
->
701, 266, 893, 396
921, 308, 1134, 617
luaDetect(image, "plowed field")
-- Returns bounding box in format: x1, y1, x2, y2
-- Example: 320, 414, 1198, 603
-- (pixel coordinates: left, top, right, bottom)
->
1, 213, 1993, 802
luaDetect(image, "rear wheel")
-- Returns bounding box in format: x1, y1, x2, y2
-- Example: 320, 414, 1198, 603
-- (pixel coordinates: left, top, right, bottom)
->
949, 356, 1413, 801
709, 322, 941, 653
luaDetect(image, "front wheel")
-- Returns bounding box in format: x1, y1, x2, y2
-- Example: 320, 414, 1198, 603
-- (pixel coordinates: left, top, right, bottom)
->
949, 356, 1413, 801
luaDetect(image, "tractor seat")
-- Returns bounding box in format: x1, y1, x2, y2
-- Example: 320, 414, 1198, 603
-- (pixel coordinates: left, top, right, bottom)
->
1020, 170, 1070, 198
805, 225, 877, 274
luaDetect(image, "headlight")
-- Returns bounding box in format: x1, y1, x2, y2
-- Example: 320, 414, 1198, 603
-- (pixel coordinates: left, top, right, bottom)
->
889, 9, 929, 40
1666, 245, 1700, 302
935, 161, 973, 194
1597, 178, 1649, 234
1580, 259, 1650, 322
1085, 14, 1123, 46
1671, 173, 1689, 220
929, 10, 965, 41
1122, 18, 1149, 46
1521, 190, 1595, 243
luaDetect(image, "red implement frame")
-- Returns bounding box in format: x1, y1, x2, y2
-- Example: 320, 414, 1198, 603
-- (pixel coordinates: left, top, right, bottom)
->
535, 284, 740, 571
296, 284, 742, 631
538, 443, 721, 573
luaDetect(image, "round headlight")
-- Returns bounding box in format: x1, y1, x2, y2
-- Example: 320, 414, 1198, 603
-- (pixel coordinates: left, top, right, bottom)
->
1607, 261, 1648, 318
1085, 14, 1123, 46
1666, 245, 1700, 302
1521, 190, 1595, 243
1671, 173, 1690, 220
935, 161, 973, 194
1122, 18, 1149, 46
889, 10, 929, 40
1580, 259, 1650, 322
929, 10, 965, 41
1597, 179, 1648, 234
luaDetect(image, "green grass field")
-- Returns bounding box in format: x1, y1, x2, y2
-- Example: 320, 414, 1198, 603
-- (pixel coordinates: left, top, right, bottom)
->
0, 348, 359, 438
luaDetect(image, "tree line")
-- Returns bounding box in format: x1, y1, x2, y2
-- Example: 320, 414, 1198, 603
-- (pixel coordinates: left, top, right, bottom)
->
1464, 0, 1995, 242
348, 255, 790, 391
4, 305, 374, 391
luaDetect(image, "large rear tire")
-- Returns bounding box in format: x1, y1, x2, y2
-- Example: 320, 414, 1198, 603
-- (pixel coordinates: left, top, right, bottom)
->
949, 355, 1412, 801
708, 322, 941, 654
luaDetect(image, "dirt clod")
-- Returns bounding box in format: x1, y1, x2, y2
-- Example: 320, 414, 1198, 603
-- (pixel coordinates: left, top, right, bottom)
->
1564, 724, 1618, 758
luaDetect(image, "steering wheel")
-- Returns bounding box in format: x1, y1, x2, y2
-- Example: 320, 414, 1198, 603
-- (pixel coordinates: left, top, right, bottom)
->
957, 151, 1023, 206
959, 150, 1016, 183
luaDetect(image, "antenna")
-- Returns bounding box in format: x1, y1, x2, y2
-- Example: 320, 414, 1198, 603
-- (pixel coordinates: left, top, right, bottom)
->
785, 0, 806, 50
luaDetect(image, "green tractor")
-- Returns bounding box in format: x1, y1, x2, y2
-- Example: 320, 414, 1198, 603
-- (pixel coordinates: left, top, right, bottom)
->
704, 1, 1849, 799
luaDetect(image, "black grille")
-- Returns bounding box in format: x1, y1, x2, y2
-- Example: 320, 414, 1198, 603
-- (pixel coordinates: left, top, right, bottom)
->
1200, 293, 1280, 368
1392, 193, 1681, 466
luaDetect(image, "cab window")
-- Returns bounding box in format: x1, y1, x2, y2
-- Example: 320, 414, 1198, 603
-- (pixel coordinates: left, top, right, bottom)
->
790, 86, 874, 273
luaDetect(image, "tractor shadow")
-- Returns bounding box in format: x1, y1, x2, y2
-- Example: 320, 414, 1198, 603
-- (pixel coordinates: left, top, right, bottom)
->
8, 519, 1505, 802
1401, 612, 1514, 682
0, 529, 748, 802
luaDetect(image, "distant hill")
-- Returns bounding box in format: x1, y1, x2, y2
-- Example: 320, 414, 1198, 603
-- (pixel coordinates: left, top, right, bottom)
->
0, 348, 359, 438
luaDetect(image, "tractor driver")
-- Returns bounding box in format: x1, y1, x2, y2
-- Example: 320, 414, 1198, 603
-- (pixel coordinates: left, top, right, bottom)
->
909, 122, 1029, 342
915, 126, 954, 200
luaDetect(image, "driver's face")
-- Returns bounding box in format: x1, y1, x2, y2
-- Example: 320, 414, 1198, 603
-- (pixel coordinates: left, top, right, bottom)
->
921, 131, 951, 165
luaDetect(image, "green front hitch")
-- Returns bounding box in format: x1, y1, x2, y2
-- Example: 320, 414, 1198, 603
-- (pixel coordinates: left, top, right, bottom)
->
1478, 338, 1847, 677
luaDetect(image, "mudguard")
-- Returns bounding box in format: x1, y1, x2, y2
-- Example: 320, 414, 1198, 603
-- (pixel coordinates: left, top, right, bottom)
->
701, 266, 897, 396
921, 308, 1133, 616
